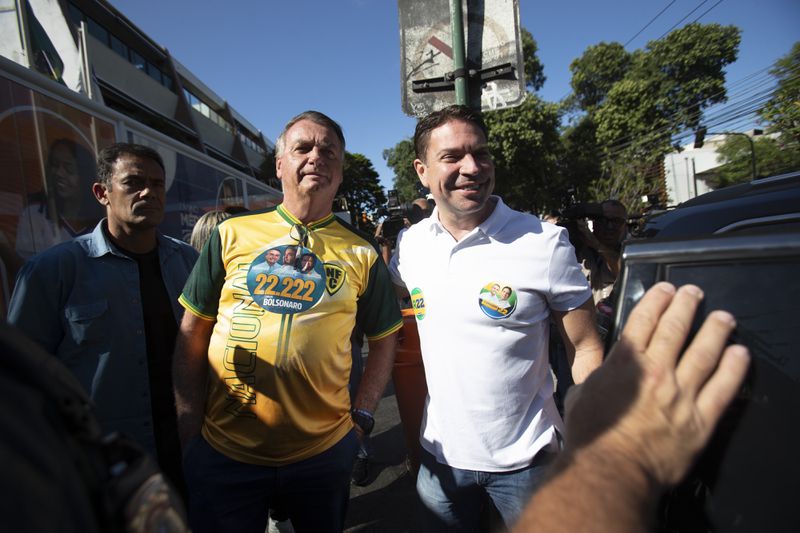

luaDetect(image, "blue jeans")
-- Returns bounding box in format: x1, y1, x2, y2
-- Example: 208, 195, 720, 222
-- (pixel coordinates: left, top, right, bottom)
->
183, 431, 358, 533
416, 447, 555, 532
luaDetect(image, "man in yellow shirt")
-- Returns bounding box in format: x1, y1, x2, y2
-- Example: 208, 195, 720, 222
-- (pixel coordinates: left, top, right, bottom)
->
173, 111, 402, 533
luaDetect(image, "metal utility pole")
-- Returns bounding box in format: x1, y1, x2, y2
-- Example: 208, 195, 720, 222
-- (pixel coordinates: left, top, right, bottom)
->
449, 0, 468, 105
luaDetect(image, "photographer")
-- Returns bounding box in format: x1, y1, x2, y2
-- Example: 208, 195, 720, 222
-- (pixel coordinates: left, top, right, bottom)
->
566, 199, 628, 305
375, 196, 433, 266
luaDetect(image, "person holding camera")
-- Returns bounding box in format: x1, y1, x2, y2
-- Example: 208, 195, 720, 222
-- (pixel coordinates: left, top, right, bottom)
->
573, 199, 628, 305
375, 197, 432, 265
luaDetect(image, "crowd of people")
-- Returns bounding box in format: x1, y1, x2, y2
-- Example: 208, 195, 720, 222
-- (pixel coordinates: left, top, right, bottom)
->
2, 106, 750, 533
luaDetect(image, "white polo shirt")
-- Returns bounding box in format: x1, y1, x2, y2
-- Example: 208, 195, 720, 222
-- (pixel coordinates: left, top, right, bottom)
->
389, 197, 591, 472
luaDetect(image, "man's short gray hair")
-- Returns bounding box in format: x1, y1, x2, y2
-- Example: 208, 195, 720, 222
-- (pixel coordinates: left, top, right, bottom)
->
274, 111, 345, 157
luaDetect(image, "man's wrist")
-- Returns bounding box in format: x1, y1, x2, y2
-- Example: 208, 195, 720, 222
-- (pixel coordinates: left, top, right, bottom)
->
567, 442, 662, 509
351, 408, 375, 436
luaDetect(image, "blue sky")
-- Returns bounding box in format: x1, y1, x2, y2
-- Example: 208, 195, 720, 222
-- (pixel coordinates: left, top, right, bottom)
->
109, 0, 799, 191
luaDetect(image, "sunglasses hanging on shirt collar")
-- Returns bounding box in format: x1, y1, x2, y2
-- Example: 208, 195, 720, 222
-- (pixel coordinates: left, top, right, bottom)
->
290, 223, 310, 249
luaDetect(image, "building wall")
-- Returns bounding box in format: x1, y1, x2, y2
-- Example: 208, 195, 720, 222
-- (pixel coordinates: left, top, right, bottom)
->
87, 33, 177, 119
664, 149, 717, 205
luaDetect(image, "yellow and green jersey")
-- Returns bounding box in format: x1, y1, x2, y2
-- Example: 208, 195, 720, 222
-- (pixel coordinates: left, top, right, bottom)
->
179, 204, 402, 466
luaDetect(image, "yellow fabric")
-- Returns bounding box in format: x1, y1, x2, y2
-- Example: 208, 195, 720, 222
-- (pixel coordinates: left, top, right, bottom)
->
180, 206, 401, 465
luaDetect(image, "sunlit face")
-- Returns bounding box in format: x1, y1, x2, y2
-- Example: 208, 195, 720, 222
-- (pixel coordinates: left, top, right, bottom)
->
276, 119, 343, 205
49, 143, 81, 200
491, 283, 500, 296
266, 249, 280, 265
94, 153, 165, 233
283, 247, 297, 265
414, 119, 494, 229
300, 255, 315, 273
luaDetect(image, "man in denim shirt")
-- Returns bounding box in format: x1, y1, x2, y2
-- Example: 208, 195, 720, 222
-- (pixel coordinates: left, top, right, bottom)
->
8, 143, 198, 492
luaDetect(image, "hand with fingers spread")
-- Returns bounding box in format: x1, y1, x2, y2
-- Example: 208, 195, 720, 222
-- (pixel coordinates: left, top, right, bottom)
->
565, 282, 750, 486
514, 282, 751, 533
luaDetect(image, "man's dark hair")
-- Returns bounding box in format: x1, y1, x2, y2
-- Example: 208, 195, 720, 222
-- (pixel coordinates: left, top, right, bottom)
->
275, 111, 345, 156
414, 105, 488, 161
96, 143, 165, 187
601, 199, 627, 214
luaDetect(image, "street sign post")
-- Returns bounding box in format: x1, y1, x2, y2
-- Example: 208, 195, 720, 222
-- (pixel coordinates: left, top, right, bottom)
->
398, 0, 525, 116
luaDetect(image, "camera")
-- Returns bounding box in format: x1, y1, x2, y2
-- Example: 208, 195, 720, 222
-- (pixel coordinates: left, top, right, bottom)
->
561, 202, 604, 220
376, 190, 431, 246
555, 186, 603, 221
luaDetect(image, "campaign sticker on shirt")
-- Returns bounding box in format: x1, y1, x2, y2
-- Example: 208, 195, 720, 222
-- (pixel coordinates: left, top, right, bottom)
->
410, 288, 426, 321
478, 282, 517, 319
247, 244, 325, 314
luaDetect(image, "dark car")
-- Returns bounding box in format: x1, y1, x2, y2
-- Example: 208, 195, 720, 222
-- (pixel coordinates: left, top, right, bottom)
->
612, 171, 800, 533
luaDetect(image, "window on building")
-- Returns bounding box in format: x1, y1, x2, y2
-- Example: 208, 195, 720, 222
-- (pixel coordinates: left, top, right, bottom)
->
110, 34, 128, 60
161, 73, 173, 90
146, 61, 162, 84
67, 3, 83, 26
130, 50, 146, 71
86, 17, 109, 46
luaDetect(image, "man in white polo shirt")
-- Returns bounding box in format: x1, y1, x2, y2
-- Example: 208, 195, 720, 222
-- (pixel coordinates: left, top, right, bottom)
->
389, 105, 604, 532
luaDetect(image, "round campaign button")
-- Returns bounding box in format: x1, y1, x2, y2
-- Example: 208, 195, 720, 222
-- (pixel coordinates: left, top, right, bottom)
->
247, 244, 325, 314
410, 287, 426, 321
478, 282, 517, 319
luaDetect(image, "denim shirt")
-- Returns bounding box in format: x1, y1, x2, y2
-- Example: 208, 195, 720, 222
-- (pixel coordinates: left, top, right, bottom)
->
7, 220, 199, 456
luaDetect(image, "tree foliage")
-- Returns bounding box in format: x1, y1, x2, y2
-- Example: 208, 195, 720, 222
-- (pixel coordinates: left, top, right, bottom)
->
564, 23, 740, 209
484, 95, 562, 213
568, 42, 632, 111
759, 41, 800, 144
340, 152, 386, 223
558, 115, 603, 201
644, 23, 739, 131
521, 28, 545, 91
382, 138, 419, 202
596, 24, 740, 158
709, 135, 800, 188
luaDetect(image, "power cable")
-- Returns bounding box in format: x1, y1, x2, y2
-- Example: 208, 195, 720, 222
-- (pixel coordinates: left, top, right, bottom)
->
690, 0, 725, 24
624, 1, 677, 47
656, 0, 710, 41
596, 63, 797, 158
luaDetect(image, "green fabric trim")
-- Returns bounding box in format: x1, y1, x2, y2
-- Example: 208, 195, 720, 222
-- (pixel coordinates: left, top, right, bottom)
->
178, 294, 216, 321
276, 204, 336, 229
365, 319, 403, 341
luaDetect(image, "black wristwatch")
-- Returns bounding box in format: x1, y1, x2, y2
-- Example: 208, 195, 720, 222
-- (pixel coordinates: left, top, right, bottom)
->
351, 408, 375, 436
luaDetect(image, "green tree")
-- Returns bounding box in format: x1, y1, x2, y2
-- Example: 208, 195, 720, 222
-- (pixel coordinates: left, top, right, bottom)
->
596, 24, 740, 157
568, 42, 632, 111
339, 152, 387, 227
521, 28, 545, 91
643, 23, 739, 131
558, 115, 603, 202
382, 138, 420, 202
562, 23, 740, 208
484, 95, 563, 213
759, 42, 800, 144
709, 135, 800, 188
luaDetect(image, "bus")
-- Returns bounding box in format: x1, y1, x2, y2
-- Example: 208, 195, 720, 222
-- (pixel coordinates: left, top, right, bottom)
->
0, 58, 284, 315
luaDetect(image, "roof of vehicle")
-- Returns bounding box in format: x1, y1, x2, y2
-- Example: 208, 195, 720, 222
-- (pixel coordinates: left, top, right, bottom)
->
641, 171, 800, 239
